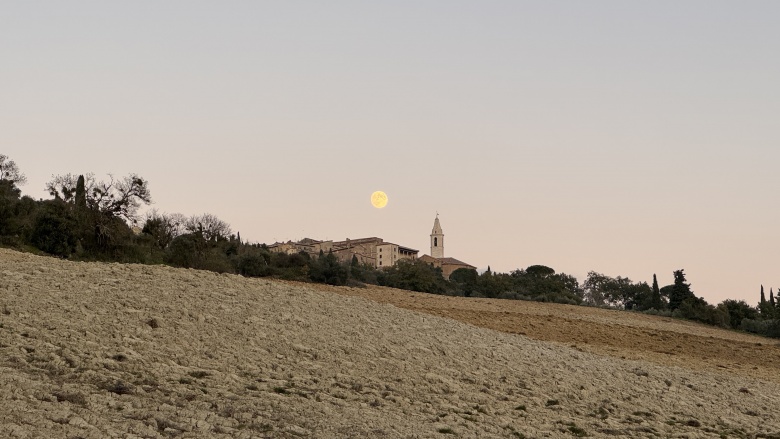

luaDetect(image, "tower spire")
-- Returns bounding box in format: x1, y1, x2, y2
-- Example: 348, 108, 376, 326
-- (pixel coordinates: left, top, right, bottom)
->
430, 214, 444, 258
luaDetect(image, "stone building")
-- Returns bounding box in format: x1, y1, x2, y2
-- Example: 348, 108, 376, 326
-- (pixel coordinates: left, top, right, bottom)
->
331, 237, 418, 268
418, 215, 476, 280
267, 238, 332, 255
269, 236, 417, 269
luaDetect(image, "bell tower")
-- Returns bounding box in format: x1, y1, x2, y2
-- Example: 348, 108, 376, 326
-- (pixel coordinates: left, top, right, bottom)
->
430, 214, 444, 258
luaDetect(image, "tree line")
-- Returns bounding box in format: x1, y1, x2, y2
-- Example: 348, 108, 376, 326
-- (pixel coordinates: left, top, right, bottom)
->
1, 154, 778, 337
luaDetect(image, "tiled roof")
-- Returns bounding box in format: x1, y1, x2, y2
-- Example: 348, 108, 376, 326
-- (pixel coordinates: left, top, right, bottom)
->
437, 257, 475, 268
419, 255, 475, 268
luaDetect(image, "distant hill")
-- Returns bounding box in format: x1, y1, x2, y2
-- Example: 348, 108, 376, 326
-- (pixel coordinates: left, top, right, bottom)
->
1, 248, 779, 438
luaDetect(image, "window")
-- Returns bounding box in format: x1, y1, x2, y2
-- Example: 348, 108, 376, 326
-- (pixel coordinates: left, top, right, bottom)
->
379, 261, 382, 266
434, 237, 438, 246
379, 255, 382, 259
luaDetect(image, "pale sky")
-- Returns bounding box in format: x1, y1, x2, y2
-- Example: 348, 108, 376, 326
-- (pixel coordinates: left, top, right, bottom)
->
2, 1, 778, 305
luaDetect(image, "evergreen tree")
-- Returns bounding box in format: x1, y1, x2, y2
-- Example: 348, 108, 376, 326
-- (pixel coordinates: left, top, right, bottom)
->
309, 250, 348, 286
75, 175, 86, 210
758, 285, 774, 318
651, 273, 663, 309
668, 269, 694, 311
770, 288, 776, 308
351, 254, 359, 268
0, 179, 22, 237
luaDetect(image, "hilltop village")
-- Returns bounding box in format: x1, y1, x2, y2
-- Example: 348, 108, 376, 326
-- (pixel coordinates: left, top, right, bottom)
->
1, 162, 779, 337
267, 215, 475, 279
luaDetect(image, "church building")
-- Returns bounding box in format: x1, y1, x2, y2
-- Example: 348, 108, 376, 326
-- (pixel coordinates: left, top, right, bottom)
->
418, 215, 476, 280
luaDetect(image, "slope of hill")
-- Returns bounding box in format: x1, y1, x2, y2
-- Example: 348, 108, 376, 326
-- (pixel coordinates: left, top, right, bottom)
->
1, 248, 779, 438
327, 284, 780, 385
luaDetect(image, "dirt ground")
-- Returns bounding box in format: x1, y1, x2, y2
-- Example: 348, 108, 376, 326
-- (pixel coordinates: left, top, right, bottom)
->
2, 249, 780, 438
311, 282, 780, 384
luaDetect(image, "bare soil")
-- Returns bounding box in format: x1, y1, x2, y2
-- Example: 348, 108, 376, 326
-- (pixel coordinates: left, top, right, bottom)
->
322, 284, 780, 385
2, 248, 779, 438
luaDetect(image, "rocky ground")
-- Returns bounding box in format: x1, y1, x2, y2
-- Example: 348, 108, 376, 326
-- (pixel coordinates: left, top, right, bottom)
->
1, 248, 779, 438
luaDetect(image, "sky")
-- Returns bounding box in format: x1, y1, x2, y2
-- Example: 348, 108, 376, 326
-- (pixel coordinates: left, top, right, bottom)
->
2, 1, 778, 304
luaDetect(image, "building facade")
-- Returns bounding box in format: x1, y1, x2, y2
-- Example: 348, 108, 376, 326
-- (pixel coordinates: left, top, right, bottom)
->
419, 215, 476, 279
269, 236, 417, 269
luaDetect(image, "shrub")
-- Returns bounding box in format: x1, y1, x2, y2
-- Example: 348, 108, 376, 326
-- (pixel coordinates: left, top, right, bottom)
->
642, 308, 672, 317
741, 319, 780, 338
29, 202, 77, 257
238, 253, 272, 277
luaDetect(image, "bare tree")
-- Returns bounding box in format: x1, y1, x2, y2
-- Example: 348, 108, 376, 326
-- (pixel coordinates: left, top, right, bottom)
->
46, 173, 95, 201
142, 210, 186, 249
185, 213, 232, 241
0, 154, 27, 185
45, 173, 151, 225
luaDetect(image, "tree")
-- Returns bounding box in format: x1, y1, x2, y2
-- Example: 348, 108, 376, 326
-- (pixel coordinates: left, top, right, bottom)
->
449, 267, 478, 296
0, 154, 27, 185
166, 233, 203, 268
674, 296, 728, 327
0, 179, 23, 238
142, 210, 186, 250
668, 269, 695, 311
184, 213, 231, 241
238, 252, 272, 277
378, 259, 447, 294
75, 175, 87, 210
583, 271, 610, 306
719, 299, 758, 328
758, 285, 775, 318
650, 273, 665, 310
500, 266, 581, 304
46, 173, 151, 224
309, 250, 348, 286
348, 254, 364, 281
582, 271, 650, 309
525, 265, 556, 278
29, 201, 78, 257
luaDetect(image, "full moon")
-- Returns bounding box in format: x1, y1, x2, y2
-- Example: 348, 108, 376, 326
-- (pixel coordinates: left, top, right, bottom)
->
370, 191, 388, 209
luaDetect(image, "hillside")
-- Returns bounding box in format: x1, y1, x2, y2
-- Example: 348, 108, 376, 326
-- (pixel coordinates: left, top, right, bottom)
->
1, 248, 779, 438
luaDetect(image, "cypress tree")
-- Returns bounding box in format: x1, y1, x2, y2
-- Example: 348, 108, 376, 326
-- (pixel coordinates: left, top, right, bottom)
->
350, 254, 361, 282
770, 288, 776, 308
758, 285, 773, 318
75, 175, 87, 210
651, 273, 663, 309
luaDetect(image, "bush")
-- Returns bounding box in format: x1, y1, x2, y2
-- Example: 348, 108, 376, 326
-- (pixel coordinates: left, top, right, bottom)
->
377, 259, 448, 294
741, 319, 780, 338
309, 251, 348, 286
672, 297, 729, 328
238, 253, 272, 277
29, 202, 77, 257
642, 308, 672, 318
166, 233, 200, 268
